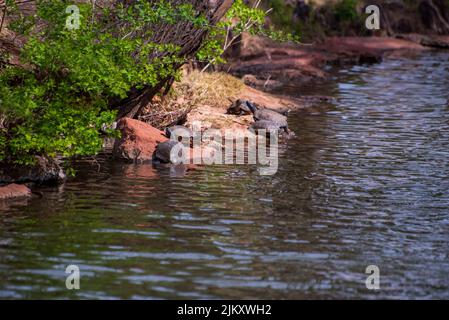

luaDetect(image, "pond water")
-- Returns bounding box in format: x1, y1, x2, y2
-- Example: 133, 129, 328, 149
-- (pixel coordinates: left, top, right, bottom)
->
1, 51, 448, 299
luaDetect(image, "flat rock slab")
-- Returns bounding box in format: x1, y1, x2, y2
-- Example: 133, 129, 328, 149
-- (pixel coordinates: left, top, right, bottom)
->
228, 34, 429, 87
320, 37, 427, 61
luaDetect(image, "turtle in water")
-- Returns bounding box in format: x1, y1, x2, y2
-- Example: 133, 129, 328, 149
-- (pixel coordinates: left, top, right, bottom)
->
153, 141, 186, 164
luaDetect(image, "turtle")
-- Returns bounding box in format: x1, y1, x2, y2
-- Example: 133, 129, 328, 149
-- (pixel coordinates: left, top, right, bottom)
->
250, 120, 291, 135
243, 101, 292, 134
228, 100, 292, 134
153, 141, 185, 164
251, 120, 283, 131
165, 125, 193, 140
246, 102, 287, 123
164, 125, 199, 148
226, 99, 254, 115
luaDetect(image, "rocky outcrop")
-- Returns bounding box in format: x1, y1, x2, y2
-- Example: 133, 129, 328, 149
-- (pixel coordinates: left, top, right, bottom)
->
0, 156, 66, 184
113, 117, 168, 163
227, 34, 328, 86
183, 81, 309, 137
397, 33, 449, 49
226, 34, 428, 88
319, 36, 428, 63
0, 184, 31, 200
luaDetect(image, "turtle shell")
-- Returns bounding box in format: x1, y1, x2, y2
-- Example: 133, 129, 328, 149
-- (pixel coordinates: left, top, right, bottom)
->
154, 141, 185, 163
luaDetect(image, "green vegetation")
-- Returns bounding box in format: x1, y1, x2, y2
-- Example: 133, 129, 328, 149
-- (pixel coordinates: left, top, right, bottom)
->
263, 0, 301, 38
0, 0, 294, 168
197, 0, 298, 69
334, 0, 359, 23
262, 0, 365, 41
0, 0, 198, 165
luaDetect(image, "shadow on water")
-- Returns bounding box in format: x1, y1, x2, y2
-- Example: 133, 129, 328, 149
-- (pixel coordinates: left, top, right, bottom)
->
1, 51, 449, 299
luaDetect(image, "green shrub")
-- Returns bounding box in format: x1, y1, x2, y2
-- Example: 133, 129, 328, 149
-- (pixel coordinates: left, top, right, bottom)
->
0, 0, 205, 165
196, 0, 299, 68
334, 0, 360, 23
0, 0, 295, 168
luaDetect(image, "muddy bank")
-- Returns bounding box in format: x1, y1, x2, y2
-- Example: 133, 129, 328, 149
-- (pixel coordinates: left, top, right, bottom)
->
136, 70, 315, 138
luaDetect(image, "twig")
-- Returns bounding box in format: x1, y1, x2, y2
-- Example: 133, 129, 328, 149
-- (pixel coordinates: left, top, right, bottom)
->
201, 1, 270, 73
0, 7, 6, 33
263, 75, 271, 89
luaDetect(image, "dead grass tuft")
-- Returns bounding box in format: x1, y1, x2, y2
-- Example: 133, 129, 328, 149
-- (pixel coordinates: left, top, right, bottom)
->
138, 71, 245, 129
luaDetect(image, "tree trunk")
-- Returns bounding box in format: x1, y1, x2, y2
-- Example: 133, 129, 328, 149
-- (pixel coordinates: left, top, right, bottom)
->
115, 0, 234, 119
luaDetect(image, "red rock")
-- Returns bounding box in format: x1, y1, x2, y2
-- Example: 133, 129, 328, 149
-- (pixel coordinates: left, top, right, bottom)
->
0, 184, 31, 200
227, 34, 428, 87
320, 37, 427, 62
227, 34, 329, 84
398, 34, 449, 49
113, 118, 168, 163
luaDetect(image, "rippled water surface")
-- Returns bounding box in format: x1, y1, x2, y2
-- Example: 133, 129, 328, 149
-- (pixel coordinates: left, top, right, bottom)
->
1, 51, 449, 299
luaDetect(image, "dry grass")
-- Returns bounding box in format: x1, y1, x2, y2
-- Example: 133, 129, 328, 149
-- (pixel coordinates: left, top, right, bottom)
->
178, 70, 245, 109
138, 70, 245, 129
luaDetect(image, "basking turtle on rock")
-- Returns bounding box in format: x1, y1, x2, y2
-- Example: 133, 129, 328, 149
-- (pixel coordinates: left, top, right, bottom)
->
251, 120, 285, 132
228, 99, 294, 136
247, 102, 288, 124
227, 99, 288, 127
226, 99, 254, 115
165, 125, 194, 139
241, 101, 292, 134
153, 141, 185, 164
165, 125, 199, 148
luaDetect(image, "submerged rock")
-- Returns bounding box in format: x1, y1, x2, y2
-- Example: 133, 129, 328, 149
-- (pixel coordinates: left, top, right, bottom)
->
0, 184, 31, 200
0, 156, 66, 184
113, 117, 168, 163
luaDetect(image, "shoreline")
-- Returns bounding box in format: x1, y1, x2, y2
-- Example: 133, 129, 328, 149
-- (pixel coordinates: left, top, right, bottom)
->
224, 34, 441, 90
1, 34, 448, 198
